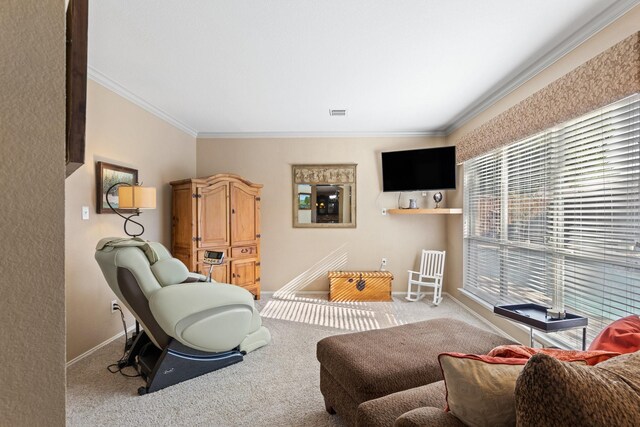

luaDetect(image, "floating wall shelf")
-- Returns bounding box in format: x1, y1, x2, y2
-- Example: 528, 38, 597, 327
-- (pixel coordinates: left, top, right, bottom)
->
387, 208, 463, 215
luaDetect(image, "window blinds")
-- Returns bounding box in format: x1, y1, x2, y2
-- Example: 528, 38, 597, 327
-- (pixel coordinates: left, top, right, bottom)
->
464, 93, 640, 347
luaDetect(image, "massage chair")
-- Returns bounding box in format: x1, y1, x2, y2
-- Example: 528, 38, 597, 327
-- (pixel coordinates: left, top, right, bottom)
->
95, 237, 271, 394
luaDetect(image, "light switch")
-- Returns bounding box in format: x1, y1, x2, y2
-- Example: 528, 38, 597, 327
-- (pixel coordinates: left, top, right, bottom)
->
82, 206, 90, 220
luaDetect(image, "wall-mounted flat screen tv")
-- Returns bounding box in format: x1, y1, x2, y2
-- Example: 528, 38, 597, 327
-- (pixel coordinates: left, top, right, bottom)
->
381, 146, 456, 192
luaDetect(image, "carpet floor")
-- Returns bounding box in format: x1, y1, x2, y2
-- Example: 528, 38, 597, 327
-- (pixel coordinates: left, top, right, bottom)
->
66, 294, 494, 426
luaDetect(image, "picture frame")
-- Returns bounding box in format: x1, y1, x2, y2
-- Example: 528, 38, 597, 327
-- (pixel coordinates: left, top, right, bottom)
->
96, 161, 138, 214
292, 164, 357, 228
298, 193, 312, 210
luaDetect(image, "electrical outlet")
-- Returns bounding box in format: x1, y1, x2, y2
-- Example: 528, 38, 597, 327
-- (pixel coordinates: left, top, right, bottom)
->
421, 191, 427, 197
381, 208, 387, 215
111, 300, 118, 314
381, 258, 387, 266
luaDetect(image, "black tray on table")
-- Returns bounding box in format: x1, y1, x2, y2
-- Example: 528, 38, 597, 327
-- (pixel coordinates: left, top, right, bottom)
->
493, 303, 588, 332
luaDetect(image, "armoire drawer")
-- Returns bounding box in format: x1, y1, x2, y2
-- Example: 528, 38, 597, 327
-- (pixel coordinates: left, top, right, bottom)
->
231, 246, 257, 259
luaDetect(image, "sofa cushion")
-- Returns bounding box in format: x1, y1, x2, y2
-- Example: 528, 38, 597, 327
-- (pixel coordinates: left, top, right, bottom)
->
394, 407, 465, 427
438, 353, 529, 427
515, 351, 640, 426
588, 315, 640, 354
356, 380, 447, 427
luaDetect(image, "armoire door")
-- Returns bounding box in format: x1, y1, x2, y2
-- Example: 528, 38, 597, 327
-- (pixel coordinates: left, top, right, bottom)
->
197, 182, 229, 248
231, 259, 257, 290
198, 263, 229, 283
230, 183, 259, 246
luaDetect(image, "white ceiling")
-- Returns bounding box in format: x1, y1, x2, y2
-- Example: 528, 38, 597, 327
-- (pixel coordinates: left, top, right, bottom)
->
88, 0, 639, 137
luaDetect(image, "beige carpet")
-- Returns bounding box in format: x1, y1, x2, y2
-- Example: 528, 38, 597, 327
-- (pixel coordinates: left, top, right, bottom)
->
66, 294, 495, 426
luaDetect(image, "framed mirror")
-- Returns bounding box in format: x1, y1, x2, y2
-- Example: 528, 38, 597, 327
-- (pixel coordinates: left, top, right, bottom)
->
292, 164, 357, 228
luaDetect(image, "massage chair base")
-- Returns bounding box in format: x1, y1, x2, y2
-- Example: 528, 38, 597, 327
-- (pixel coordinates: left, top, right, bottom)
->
128, 331, 244, 395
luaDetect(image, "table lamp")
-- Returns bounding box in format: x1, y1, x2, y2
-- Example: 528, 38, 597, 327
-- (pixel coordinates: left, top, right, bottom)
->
106, 182, 156, 237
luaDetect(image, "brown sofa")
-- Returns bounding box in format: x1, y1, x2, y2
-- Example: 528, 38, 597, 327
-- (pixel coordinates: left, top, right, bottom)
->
316, 318, 516, 426
318, 319, 640, 426
388, 350, 640, 426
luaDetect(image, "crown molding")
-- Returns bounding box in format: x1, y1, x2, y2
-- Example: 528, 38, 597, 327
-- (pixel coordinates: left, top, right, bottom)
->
196, 130, 446, 139
87, 68, 445, 139
87, 66, 198, 137
443, 0, 640, 135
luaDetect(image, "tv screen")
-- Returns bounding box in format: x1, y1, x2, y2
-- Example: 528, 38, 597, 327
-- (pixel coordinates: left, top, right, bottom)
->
381, 146, 456, 192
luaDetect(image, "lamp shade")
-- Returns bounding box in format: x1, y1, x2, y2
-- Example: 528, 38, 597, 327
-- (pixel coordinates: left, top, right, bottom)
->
118, 185, 156, 209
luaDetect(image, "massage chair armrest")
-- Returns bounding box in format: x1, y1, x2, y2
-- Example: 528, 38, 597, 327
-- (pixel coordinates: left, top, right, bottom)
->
182, 272, 209, 283
149, 282, 255, 334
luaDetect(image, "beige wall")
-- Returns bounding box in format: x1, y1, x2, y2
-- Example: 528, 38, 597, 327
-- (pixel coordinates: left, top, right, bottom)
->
65, 80, 196, 361
0, 1, 66, 425
197, 137, 452, 293
444, 4, 640, 342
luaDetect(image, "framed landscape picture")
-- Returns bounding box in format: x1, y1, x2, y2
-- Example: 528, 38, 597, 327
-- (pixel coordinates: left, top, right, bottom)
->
298, 193, 311, 210
96, 161, 138, 213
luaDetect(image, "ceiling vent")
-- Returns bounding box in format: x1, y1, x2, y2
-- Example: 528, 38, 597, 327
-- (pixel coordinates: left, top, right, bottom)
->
329, 109, 347, 117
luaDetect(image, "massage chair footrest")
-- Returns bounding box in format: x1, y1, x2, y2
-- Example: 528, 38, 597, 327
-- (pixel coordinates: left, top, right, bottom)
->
135, 334, 244, 394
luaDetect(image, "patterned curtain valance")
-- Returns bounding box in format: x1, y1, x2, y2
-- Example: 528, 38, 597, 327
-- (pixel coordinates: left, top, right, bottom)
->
456, 32, 640, 164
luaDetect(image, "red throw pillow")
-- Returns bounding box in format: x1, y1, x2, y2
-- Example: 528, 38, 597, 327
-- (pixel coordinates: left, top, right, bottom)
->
588, 315, 640, 353
487, 344, 620, 365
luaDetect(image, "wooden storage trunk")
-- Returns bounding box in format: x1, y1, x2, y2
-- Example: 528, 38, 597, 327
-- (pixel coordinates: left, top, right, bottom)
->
328, 271, 393, 302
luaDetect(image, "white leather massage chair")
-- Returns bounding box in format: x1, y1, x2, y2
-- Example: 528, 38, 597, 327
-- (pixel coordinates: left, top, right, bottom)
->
95, 237, 271, 394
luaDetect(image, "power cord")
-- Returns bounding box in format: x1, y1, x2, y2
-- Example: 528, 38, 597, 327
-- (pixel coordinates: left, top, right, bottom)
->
107, 304, 141, 378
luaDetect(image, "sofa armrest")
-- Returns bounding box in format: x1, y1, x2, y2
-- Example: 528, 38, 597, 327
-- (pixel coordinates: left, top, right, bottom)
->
394, 407, 466, 427
356, 381, 447, 427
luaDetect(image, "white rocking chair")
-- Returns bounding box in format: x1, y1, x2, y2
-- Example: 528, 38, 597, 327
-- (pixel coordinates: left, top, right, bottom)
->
406, 250, 446, 305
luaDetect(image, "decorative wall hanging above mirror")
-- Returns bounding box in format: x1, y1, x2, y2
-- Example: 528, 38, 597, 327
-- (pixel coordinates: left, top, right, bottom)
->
292, 164, 357, 228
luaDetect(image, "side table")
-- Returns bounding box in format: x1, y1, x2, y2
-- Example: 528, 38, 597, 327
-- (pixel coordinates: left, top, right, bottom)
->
494, 303, 588, 350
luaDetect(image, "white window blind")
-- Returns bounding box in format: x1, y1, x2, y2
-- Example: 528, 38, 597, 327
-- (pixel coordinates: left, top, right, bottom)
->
464, 93, 640, 347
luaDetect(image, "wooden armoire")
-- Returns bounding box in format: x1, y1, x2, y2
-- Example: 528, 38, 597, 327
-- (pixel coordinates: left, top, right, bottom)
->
170, 174, 262, 299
